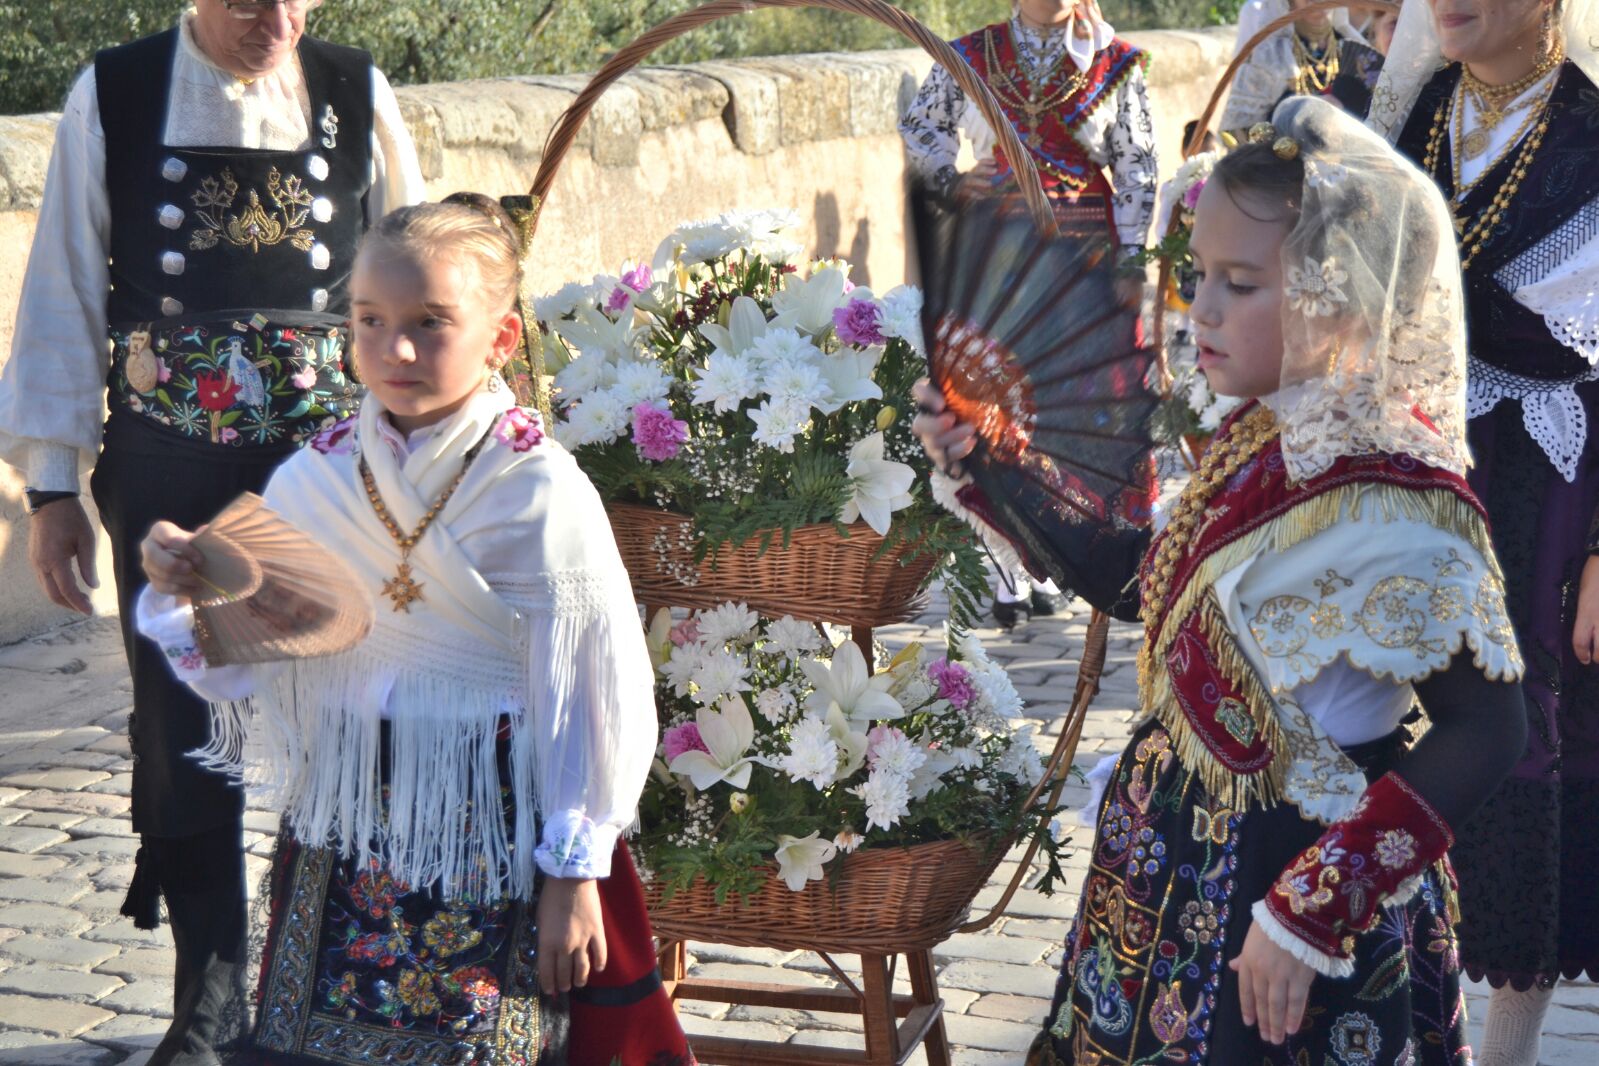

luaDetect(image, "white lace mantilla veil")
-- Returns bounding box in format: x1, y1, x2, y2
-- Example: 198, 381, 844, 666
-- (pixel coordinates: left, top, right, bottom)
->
1261, 96, 1470, 481
1220, 0, 1366, 132
1367, 0, 1599, 144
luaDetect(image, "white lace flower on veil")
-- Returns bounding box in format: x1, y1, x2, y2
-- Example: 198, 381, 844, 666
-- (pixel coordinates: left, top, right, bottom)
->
1285, 257, 1351, 318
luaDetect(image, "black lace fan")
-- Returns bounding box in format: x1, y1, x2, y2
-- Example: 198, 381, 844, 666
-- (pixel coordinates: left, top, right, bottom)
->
914, 185, 1160, 576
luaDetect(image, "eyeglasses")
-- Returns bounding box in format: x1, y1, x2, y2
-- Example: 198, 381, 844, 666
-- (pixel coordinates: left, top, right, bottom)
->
222, 0, 323, 19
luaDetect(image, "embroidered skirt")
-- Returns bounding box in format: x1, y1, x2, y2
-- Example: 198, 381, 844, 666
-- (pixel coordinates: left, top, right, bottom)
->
227, 833, 692, 1066
1028, 721, 1470, 1065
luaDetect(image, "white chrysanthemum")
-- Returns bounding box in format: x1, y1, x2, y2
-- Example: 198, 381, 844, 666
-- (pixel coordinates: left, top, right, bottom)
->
754, 687, 797, 724
764, 616, 821, 659
653, 217, 738, 268
727, 208, 804, 263
557, 389, 630, 448
969, 660, 1025, 721
833, 827, 864, 854
763, 355, 832, 411
690, 648, 752, 706
949, 746, 984, 771
782, 716, 840, 789
877, 285, 925, 353
868, 728, 926, 780
998, 725, 1045, 786
552, 353, 614, 408
535, 281, 596, 323
660, 644, 705, 697
610, 360, 673, 407
695, 602, 760, 646
849, 769, 911, 831
692, 351, 760, 414
748, 326, 822, 373
749, 397, 811, 453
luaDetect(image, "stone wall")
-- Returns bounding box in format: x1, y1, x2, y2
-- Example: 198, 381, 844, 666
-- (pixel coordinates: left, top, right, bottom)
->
0, 27, 1232, 644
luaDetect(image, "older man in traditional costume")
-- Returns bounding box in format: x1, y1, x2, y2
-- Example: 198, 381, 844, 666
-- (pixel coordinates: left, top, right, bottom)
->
0, 1, 423, 1060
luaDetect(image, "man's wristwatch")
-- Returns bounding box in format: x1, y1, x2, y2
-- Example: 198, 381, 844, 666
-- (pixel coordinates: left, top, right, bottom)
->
24, 489, 78, 515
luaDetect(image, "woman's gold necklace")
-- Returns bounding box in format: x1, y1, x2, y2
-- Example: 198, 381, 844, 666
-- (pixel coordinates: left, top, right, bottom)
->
359, 428, 493, 612
1422, 61, 1559, 272
1455, 43, 1562, 162
1291, 30, 1339, 95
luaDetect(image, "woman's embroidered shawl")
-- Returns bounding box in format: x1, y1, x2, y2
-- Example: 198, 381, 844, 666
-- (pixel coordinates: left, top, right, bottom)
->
1138, 430, 1523, 821
196, 388, 657, 902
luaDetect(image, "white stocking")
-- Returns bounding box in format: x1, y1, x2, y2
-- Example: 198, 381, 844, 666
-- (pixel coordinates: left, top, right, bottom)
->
1477, 982, 1555, 1066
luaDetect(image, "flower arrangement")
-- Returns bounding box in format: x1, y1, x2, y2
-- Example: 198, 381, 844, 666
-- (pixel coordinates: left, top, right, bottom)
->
635, 602, 1068, 900
535, 208, 988, 623
1138, 151, 1243, 446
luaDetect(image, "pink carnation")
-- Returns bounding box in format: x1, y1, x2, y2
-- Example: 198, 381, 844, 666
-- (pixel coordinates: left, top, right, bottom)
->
669, 618, 701, 647
663, 722, 711, 762
1181, 177, 1208, 211
927, 657, 976, 710
631, 402, 689, 462
494, 407, 545, 452
621, 263, 654, 292
605, 287, 634, 314
832, 298, 886, 347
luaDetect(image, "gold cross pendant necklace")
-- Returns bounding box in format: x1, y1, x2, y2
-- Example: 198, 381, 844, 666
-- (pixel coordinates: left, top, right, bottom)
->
359, 425, 495, 613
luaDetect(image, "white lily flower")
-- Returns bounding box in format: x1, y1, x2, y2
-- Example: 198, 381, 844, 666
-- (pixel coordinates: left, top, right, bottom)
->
840, 433, 915, 536
771, 267, 849, 336
645, 607, 674, 671
697, 295, 769, 358
667, 695, 756, 791
814, 349, 883, 414
800, 639, 904, 723
772, 831, 838, 892
825, 706, 870, 780
553, 304, 643, 362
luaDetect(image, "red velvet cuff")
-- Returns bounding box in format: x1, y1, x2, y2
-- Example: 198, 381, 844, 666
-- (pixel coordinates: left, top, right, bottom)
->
1264, 772, 1454, 961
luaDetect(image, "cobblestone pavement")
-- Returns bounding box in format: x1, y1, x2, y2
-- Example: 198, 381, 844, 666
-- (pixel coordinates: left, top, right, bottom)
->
0, 607, 1594, 1064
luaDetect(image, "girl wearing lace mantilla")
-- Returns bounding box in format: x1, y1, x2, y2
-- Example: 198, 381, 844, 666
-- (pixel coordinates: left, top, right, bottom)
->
135, 197, 693, 1065
900, 0, 1156, 627
917, 98, 1526, 1064
1221, 0, 1386, 132
1369, 0, 1599, 1055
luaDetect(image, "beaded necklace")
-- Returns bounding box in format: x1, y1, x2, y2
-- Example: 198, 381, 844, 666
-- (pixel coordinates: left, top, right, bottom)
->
1135, 404, 1280, 693
359, 424, 494, 612
1421, 64, 1556, 273
1290, 30, 1339, 95
983, 27, 1089, 150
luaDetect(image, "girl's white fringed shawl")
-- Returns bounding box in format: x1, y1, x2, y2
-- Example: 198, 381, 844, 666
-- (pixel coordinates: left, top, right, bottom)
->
194, 389, 658, 902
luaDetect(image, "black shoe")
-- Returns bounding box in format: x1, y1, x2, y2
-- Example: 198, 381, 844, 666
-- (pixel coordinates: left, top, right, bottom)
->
992, 599, 1030, 629
1030, 589, 1070, 617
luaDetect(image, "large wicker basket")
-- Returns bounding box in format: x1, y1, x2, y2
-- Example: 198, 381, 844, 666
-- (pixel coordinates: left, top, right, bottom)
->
522, 0, 1076, 953
608, 502, 938, 628
641, 837, 1005, 954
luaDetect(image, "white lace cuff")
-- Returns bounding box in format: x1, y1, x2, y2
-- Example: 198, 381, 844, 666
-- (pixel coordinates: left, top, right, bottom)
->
535, 809, 619, 880
26, 441, 80, 493
1250, 898, 1355, 979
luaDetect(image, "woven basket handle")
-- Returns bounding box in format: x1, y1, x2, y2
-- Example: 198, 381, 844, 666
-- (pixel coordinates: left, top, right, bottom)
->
958, 608, 1109, 934
529, 0, 1059, 239
1182, 0, 1399, 157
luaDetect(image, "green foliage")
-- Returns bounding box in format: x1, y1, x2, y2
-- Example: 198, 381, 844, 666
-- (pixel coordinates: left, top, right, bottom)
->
2, 0, 1223, 116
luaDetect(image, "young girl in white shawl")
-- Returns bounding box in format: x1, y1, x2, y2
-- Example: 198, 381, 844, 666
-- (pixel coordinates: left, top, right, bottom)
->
918, 97, 1527, 1063
138, 196, 693, 1065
